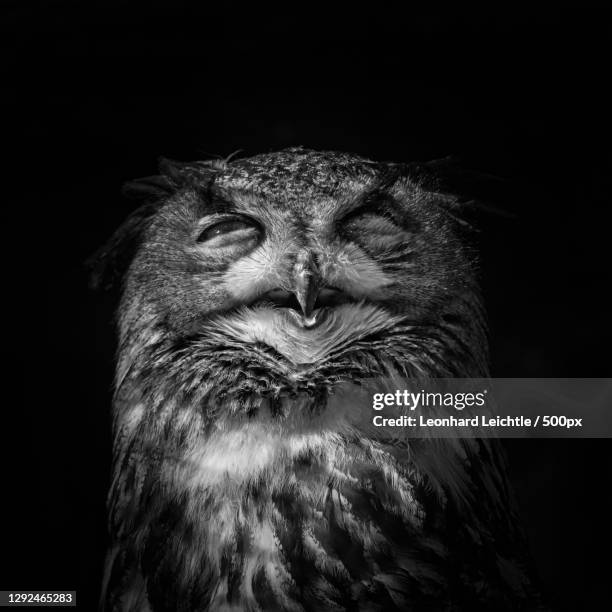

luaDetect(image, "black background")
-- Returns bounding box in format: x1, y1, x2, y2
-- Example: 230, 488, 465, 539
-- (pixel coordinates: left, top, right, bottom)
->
6, 3, 611, 610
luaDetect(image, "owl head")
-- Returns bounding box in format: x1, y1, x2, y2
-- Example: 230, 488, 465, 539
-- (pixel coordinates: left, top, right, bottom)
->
94, 148, 487, 425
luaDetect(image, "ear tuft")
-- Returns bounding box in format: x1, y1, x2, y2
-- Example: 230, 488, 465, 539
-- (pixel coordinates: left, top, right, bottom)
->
401, 156, 516, 220
121, 174, 175, 200
158, 157, 190, 183
158, 156, 223, 184
86, 201, 162, 292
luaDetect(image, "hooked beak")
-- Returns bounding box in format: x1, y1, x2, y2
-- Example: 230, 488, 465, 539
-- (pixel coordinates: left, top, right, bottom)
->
293, 250, 321, 327
250, 251, 354, 328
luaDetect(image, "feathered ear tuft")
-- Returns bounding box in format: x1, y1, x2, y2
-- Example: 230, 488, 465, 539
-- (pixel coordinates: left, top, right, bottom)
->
86, 201, 162, 291
158, 156, 224, 183
397, 156, 517, 223
158, 157, 190, 183
118, 157, 195, 200
87, 167, 176, 291
120, 174, 175, 200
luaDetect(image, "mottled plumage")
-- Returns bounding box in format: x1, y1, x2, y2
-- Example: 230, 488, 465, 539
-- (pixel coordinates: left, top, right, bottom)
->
96, 148, 543, 611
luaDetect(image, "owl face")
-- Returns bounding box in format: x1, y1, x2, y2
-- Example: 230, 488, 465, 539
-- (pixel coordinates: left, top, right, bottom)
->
119, 149, 476, 373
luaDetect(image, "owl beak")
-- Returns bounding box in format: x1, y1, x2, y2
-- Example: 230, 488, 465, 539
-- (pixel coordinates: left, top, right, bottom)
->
294, 251, 321, 326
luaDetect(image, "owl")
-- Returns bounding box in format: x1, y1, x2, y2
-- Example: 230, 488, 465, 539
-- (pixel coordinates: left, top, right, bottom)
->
94, 148, 544, 611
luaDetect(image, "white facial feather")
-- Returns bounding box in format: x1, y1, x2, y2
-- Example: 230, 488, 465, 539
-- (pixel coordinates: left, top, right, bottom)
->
208, 302, 402, 365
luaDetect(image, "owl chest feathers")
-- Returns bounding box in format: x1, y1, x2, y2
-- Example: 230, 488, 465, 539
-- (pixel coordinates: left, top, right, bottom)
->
111, 391, 445, 611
